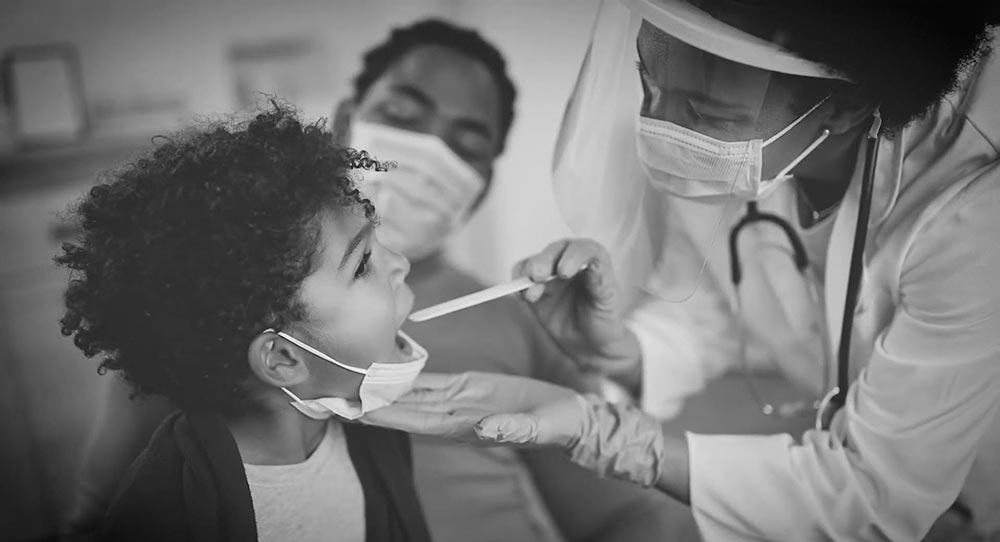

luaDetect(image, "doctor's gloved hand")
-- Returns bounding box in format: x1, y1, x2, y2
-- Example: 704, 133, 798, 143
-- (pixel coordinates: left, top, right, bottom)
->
359, 371, 579, 443
477, 392, 666, 488
359, 371, 665, 488
513, 239, 642, 388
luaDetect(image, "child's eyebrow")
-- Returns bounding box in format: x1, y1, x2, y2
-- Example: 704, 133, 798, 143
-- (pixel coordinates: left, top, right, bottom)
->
338, 223, 373, 271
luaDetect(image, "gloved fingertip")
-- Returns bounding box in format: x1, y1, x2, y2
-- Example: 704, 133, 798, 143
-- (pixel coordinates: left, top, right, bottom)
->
475, 414, 536, 444
525, 284, 544, 303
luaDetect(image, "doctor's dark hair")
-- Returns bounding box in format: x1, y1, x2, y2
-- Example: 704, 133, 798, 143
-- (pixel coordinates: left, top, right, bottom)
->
56, 103, 384, 414
351, 18, 517, 151
747, 1, 1000, 132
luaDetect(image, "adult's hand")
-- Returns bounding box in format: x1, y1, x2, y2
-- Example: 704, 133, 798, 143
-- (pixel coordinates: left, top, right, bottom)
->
513, 239, 642, 389
359, 372, 578, 443
360, 371, 674, 491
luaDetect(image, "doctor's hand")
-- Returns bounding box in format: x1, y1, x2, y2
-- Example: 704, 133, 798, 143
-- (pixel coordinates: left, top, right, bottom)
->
359, 371, 667, 488
359, 371, 579, 443
513, 239, 642, 388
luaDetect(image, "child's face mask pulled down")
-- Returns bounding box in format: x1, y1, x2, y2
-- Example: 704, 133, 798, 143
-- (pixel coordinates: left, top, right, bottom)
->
268, 329, 428, 420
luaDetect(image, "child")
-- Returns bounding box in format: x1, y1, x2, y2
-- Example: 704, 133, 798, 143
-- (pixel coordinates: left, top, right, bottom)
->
57, 103, 431, 542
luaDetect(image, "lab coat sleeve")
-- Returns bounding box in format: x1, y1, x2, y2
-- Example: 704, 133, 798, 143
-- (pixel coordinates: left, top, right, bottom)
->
687, 183, 1000, 541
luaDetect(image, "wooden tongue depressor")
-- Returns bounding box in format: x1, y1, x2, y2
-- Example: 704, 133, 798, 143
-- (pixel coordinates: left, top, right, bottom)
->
408, 275, 556, 322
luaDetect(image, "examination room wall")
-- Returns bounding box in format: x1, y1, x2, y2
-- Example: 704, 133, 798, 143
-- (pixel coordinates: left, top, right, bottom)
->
0, 1, 596, 539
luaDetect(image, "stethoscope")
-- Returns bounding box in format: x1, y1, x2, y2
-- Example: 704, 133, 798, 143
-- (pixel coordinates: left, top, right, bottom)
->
728, 110, 882, 431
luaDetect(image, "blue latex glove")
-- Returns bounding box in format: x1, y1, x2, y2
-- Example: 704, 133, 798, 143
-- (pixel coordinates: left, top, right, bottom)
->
360, 371, 665, 487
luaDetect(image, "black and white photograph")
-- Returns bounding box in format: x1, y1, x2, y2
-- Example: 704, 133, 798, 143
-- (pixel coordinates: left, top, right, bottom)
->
1, 1, 998, 541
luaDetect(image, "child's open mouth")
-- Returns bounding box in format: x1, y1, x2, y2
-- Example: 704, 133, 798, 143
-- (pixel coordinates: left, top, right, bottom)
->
395, 333, 413, 358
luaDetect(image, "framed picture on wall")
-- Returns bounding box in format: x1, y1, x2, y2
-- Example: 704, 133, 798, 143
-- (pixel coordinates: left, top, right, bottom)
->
2, 43, 89, 147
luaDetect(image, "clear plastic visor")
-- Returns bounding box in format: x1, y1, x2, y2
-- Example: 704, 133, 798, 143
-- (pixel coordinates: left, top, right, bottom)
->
552, 0, 835, 304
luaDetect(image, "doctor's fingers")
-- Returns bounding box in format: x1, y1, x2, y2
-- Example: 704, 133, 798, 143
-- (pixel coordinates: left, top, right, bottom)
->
394, 372, 513, 407
512, 240, 569, 281
552, 240, 603, 279
475, 395, 588, 449
391, 374, 502, 410
515, 239, 597, 302
546, 241, 614, 304
390, 379, 469, 407
408, 372, 465, 392
360, 404, 487, 442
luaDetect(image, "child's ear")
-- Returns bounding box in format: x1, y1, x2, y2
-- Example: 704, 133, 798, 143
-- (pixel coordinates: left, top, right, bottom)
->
247, 332, 309, 388
331, 99, 355, 146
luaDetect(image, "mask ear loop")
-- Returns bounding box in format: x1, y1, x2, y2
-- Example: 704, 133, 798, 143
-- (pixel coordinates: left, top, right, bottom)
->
772, 129, 831, 180
280, 386, 335, 420
281, 386, 306, 404
762, 95, 831, 147
263, 328, 368, 375
760, 95, 832, 188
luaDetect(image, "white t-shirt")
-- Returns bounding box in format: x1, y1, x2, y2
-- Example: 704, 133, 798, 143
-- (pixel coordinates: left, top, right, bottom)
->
244, 420, 365, 542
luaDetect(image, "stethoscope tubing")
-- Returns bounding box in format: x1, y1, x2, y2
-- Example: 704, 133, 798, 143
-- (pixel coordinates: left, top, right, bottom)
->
728, 111, 882, 430
830, 116, 882, 415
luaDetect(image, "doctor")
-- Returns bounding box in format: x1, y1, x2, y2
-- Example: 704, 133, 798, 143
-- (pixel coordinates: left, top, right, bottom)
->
361, 1, 1000, 539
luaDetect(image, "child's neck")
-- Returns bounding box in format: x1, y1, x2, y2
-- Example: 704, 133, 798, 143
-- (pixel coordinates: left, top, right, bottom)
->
226, 402, 332, 465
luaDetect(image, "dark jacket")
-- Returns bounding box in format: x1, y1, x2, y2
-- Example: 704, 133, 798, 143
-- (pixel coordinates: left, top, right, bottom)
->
100, 411, 430, 542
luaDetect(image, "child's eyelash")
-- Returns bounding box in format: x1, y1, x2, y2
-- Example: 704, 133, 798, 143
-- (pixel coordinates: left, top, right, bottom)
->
355, 250, 373, 279
635, 60, 649, 75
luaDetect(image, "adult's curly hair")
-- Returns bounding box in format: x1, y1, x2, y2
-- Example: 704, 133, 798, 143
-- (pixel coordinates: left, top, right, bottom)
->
716, 0, 1000, 132
57, 103, 387, 414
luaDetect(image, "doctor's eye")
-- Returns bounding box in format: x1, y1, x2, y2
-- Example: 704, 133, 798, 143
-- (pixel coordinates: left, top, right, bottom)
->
685, 100, 733, 129
355, 250, 373, 279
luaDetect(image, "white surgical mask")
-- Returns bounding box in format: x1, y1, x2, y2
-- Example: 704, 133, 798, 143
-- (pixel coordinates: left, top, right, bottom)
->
635, 97, 830, 201
350, 121, 487, 260
270, 329, 428, 421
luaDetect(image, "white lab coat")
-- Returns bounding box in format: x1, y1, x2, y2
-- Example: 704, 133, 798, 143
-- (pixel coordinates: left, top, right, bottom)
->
626, 37, 1000, 541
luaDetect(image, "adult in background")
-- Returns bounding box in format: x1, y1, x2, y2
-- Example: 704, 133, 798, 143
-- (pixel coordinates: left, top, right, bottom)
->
360, 3, 1000, 540
63, 18, 673, 542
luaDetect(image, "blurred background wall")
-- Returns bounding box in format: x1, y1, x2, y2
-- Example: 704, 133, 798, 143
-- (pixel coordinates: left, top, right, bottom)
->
0, 1, 597, 539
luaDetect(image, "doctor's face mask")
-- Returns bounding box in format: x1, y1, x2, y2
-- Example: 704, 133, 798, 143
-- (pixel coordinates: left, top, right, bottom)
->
633, 21, 832, 201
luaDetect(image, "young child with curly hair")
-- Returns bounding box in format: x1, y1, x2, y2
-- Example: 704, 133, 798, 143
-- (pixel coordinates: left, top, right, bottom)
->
57, 103, 431, 542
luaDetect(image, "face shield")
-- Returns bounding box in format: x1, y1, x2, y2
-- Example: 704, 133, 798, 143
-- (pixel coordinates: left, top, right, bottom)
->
552, 0, 849, 302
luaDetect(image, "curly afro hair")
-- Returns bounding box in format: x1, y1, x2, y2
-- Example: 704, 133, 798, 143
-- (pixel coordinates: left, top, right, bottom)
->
351, 18, 517, 152
57, 102, 388, 414
714, 0, 1000, 132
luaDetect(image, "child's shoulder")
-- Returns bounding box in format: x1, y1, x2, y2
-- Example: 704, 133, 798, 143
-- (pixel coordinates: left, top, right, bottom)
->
101, 411, 256, 541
